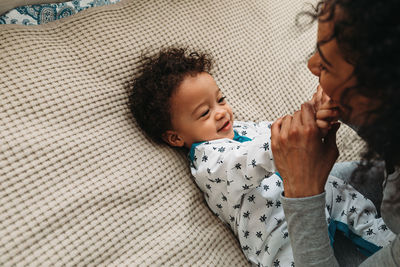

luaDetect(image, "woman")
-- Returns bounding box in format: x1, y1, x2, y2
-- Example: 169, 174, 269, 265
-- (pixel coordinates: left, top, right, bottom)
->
271, 0, 400, 266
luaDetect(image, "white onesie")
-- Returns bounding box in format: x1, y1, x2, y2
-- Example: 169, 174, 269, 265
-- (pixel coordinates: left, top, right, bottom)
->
189, 121, 396, 266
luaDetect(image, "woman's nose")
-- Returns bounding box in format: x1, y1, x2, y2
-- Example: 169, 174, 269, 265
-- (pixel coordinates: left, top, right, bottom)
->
308, 52, 321, 77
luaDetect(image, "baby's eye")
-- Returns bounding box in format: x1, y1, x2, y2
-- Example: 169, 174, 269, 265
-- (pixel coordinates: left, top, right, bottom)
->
200, 109, 209, 117
218, 96, 226, 103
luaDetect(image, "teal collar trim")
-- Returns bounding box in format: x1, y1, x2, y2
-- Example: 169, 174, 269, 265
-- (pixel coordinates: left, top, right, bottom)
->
189, 130, 251, 161
233, 130, 252, 143
189, 142, 203, 162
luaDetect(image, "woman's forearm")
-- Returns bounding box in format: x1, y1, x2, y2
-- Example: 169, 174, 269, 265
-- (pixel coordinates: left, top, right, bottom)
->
281, 192, 339, 267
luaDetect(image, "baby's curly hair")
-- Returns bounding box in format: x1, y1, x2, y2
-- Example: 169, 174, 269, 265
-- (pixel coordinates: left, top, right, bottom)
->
130, 47, 213, 143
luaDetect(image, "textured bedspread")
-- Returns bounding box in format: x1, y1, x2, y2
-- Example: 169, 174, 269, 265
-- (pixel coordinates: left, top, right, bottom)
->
0, 0, 364, 265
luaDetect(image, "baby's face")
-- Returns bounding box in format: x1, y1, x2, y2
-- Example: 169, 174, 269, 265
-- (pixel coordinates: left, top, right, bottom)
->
167, 72, 234, 148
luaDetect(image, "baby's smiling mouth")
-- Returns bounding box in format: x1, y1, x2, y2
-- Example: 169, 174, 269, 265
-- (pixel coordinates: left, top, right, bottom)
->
218, 120, 231, 132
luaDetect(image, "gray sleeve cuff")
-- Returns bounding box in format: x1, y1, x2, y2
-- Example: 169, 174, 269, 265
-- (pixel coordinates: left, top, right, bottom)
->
281, 191, 327, 210
281, 192, 339, 267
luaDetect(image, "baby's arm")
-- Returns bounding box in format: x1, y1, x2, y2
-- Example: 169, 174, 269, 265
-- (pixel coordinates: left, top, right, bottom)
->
310, 85, 339, 136
190, 129, 276, 205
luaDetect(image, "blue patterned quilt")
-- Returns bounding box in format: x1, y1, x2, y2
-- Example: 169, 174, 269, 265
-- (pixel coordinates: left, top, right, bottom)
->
0, 0, 121, 25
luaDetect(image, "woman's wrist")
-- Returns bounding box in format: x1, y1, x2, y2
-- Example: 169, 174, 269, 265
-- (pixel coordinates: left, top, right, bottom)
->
283, 178, 325, 198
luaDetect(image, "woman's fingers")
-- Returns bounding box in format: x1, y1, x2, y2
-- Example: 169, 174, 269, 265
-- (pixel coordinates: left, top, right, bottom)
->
316, 109, 339, 122
279, 115, 292, 142
271, 116, 284, 148
293, 110, 302, 124
316, 85, 323, 98
274, 116, 283, 127
316, 119, 330, 129
319, 99, 339, 110
310, 85, 323, 111
300, 102, 318, 128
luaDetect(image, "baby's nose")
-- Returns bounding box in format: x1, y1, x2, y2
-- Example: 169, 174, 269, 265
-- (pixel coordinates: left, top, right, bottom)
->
215, 108, 226, 120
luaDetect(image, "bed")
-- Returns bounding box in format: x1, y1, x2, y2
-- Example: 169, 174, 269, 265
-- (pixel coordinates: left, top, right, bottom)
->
0, 0, 366, 265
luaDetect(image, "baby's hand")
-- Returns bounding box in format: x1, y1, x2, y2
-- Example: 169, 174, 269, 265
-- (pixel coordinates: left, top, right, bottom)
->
310, 85, 339, 137
316, 101, 339, 135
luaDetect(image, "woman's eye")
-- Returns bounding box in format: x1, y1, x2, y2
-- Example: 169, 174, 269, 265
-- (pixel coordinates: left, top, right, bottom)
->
218, 96, 226, 103
200, 110, 209, 117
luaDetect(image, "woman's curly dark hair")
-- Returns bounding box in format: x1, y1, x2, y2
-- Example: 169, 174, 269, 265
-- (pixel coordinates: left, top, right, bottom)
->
307, 0, 400, 203
129, 47, 213, 144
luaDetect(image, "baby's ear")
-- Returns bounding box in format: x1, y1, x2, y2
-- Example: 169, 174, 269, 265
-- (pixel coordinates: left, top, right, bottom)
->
162, 130, 185, 147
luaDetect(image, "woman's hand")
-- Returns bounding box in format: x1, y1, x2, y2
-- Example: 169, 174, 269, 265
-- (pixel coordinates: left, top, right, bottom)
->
271, 102, 340, 198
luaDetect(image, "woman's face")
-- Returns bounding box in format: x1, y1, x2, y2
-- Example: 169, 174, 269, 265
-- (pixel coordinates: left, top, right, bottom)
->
307, 13, 378, 127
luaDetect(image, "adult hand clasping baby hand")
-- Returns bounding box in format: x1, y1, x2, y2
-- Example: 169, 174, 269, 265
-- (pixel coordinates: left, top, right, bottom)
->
271, 101, 340, 198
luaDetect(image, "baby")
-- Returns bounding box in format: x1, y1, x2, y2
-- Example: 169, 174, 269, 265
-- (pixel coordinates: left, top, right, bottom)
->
130, 47, 395, 266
